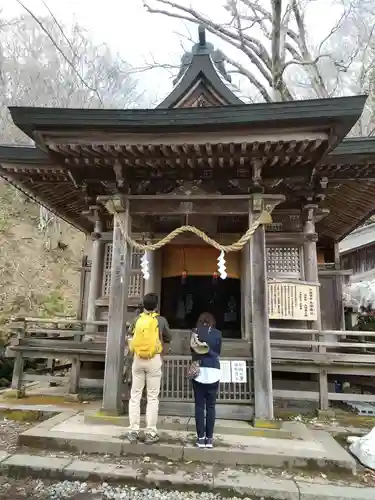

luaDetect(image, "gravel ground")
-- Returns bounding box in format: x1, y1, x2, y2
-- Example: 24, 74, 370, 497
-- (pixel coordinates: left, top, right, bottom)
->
0, 477, 252, 500
0, 418, 32, 453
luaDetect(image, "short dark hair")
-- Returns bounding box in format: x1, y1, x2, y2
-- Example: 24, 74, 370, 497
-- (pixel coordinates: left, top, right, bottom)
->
143, 293, 159, 311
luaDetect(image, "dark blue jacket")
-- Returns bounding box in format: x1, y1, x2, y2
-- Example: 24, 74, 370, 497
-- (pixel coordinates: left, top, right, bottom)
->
191, 326, 222, 370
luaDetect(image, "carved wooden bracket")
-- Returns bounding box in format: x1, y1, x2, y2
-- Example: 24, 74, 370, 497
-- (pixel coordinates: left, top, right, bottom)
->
91, 231, 102, 241
302, 203, 318, 235
251, 194, 285, 214
97, 195, 128, 214
113, 160, 126, 189
82, 204, 105, 226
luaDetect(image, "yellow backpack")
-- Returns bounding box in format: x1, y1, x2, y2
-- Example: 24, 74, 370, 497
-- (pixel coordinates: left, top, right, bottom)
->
129, 312, 162, 359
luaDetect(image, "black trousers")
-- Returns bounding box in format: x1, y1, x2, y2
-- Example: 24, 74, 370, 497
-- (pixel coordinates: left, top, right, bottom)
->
192, 380, 219, 439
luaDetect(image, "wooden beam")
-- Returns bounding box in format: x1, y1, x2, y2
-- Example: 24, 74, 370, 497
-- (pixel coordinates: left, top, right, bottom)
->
63, 161, 314, 182
129, 198, 250, 216
43, 130, 328, 146
101, 205, 130, 415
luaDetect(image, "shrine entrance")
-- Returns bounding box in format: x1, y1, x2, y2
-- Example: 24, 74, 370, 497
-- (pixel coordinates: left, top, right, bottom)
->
160, 276, 241, 337
160, 244, 241, 338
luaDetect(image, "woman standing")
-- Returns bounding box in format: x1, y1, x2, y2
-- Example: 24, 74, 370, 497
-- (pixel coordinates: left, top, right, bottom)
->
190, 312, 222, 449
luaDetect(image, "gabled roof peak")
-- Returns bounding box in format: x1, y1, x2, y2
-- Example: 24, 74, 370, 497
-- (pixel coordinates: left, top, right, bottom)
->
172, 25, 232, 86
159, 25, 241, 108
191, 25, 215, 56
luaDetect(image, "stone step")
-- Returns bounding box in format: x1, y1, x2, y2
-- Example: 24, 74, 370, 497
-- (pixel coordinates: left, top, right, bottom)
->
17, 411, 357, 473
84, 411, 285, 437
1, 451, 372, 500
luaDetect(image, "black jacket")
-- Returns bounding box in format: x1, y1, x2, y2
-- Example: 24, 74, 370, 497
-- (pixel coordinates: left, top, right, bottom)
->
191, 326, 222, 370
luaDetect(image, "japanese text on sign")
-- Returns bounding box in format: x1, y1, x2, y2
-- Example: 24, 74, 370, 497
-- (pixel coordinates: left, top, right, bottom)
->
220, 360, 247, 384
268, 281, 318, 321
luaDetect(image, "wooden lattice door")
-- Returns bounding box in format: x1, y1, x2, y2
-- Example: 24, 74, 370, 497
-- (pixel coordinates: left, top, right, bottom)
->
102, 243, 144, 306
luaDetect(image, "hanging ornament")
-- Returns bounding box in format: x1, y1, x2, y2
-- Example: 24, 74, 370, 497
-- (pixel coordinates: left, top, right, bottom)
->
181, 270, 187, 284
217, 250, 227, 280
212, 271, 218, 284
140, 251, 150, 280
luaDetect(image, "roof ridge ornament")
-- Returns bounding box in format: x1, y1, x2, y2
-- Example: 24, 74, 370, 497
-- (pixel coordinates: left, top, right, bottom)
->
198, 25, 206, 47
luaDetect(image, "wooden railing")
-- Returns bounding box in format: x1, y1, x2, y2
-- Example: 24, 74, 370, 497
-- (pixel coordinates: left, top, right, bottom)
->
6, 317, 109, 396
160, 355, 252, 403
270, 327, 375, 409
6, 318, 375, 412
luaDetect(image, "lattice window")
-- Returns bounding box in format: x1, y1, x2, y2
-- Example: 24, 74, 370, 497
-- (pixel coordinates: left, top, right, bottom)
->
266, 246, 302, 278
266, 222, 283, 232
102, 244, 143, 297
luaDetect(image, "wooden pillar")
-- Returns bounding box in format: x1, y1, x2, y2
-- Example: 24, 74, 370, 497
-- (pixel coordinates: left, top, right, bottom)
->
86, 218, 104, 334
303, 205, 328, 412
101, 203, 130, 415
303, 205, 319, 284
241, 245, 251, 340
250, 200, 274, 421
154, 249, 162, 302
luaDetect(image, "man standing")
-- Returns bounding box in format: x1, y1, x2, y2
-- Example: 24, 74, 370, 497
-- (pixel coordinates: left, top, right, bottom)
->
127, 293, 171, 444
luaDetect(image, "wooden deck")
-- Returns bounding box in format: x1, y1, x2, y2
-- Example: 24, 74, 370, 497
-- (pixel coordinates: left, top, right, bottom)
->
6, 317, 375, 419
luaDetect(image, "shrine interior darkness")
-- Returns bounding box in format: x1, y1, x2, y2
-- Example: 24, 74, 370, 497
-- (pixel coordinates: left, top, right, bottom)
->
160, 276, 241, 338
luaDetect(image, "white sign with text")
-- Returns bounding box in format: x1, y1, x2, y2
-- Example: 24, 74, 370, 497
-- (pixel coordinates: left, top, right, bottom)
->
220, 360, 247, 384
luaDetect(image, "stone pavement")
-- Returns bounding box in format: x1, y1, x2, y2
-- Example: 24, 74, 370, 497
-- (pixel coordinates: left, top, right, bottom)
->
18, 411, 357, 472
0, 406, 372, 499
0, 450, 374, 500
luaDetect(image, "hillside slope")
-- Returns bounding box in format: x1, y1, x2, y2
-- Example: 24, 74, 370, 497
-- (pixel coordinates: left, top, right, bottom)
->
0, 180, 85, 339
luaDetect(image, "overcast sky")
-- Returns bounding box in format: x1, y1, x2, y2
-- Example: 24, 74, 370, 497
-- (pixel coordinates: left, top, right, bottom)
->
3, 0, 341, 103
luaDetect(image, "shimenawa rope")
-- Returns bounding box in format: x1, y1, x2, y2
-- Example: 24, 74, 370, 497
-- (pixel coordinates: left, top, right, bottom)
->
109, 199, 272, 253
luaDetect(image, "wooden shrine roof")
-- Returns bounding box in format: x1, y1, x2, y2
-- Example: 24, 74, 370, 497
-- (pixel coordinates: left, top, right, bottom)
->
0, 145, 92, 231
0, 95, 372, 240
158, 25, 242, 108
8, 96, 365, 140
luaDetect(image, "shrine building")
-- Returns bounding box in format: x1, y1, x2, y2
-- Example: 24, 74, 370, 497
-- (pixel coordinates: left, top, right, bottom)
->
2, 27, 375, 422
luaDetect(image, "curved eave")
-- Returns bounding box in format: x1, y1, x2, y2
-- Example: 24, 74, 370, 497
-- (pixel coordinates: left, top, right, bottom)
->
0, 146, 91, 233
330, 137, 375, 156
0, 171, 91, 233
0, 145, 50, 164
316, 181, 375, 242
9, 95, 367, 141
157, 53, 243, 108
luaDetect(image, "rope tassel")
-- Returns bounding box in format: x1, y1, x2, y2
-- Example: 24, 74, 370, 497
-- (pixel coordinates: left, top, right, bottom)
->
140, 251, 150, 280
217, 251, 227, 280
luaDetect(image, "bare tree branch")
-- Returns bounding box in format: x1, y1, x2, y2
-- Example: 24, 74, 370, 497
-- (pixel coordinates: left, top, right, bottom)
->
144, 0, 375, 117
222, 52, 272, 102
145, 0, 274, 91
291, 0, 329, 98
15, 0, 103, 104
271, 0, 282, 100
40, 0, 80, 62
318, 4, 352, 54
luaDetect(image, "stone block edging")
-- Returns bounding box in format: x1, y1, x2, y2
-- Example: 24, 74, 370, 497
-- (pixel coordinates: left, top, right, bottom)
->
0, 452, 373, 500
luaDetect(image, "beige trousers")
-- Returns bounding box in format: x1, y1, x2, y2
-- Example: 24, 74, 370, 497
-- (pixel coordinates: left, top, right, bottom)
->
128, 354, 162, 434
